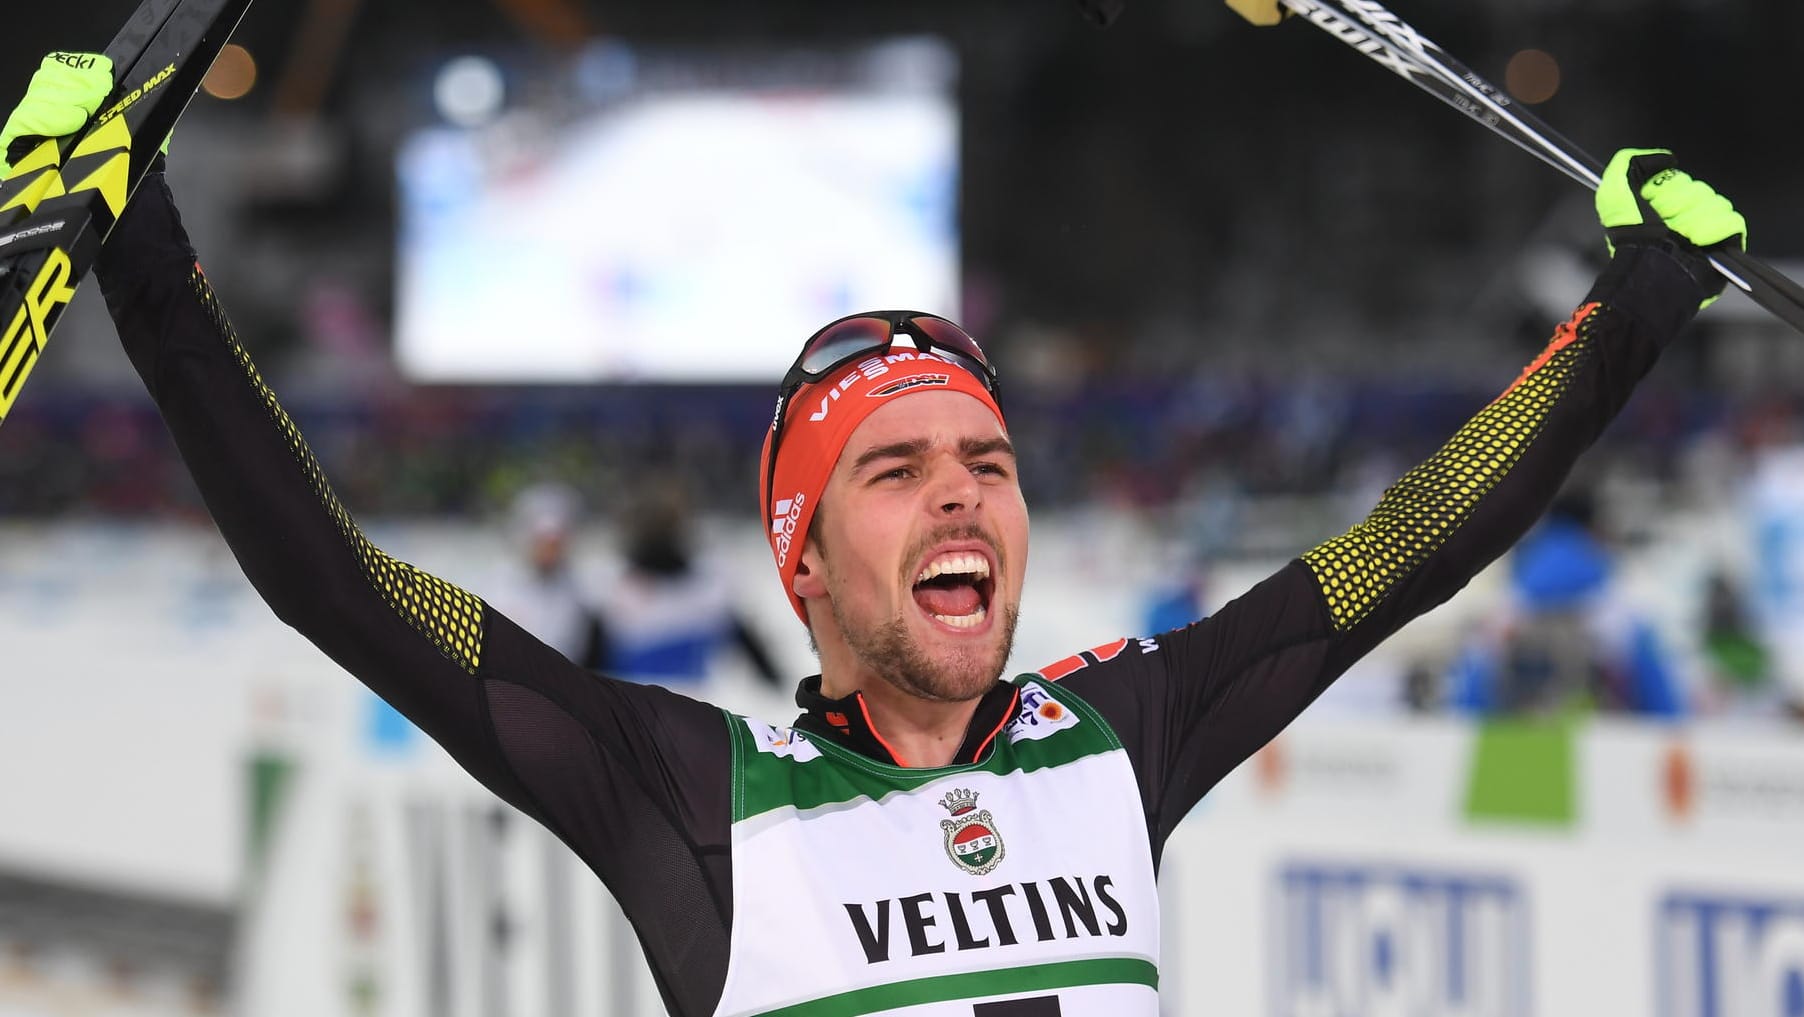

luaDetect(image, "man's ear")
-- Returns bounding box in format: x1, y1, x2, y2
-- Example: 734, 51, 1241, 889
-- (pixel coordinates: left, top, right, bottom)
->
792, 538, 827, 600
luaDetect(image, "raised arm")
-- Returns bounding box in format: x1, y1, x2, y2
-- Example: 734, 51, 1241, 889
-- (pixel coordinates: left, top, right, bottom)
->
1060, 150, 1744, 850
92, 166, 740, 1014
94, 170, 505, 777
0, 47, 752, 1005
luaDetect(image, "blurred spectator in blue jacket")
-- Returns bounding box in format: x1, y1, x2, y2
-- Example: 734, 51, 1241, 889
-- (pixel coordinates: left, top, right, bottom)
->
1450, 488, 1684, 717
593, 480, 784, 690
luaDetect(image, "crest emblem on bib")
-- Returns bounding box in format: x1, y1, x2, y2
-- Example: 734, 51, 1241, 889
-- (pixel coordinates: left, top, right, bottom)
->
938, 788, 1004, 876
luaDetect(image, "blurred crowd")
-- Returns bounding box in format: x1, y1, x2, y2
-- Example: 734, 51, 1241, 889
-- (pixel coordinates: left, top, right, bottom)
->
0, 355, 1770, 523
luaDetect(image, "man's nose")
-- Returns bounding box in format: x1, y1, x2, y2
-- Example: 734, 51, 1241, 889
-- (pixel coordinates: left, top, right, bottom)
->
924, 455, 981, 516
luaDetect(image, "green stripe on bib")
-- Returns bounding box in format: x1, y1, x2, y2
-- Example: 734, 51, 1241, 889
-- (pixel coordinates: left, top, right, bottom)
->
753, 956, 1159, 1017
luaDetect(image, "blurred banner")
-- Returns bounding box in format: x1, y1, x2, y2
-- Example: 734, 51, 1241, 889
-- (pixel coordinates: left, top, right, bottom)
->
1169, 718, 1804, 1017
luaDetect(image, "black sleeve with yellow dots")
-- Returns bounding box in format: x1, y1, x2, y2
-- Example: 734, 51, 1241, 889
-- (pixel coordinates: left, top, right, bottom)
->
1060, 244, 1704, 855
96, 174, 741, 1017
1302, 243, 1699, 666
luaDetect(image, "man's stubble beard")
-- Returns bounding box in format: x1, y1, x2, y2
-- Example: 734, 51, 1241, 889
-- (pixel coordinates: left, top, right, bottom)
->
818, 519, 1024, 702
833, 597, 1022, 703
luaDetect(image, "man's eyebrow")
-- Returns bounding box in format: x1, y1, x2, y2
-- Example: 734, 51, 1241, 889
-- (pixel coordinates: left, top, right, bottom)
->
850, 436, 1017, 475
961, 436, 1016, 459
851, 439, 933, 474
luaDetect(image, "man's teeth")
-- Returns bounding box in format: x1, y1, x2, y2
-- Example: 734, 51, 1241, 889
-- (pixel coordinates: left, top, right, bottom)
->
915, 552, 991, 584
933, 605, 988, 629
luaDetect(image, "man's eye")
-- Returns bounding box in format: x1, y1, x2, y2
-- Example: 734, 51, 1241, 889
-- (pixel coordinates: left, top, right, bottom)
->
971, 461, 1008, 477
877, 467, 912, 481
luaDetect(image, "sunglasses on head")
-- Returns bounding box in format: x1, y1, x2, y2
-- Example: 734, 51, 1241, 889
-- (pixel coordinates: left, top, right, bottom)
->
763, 310, 1001, 510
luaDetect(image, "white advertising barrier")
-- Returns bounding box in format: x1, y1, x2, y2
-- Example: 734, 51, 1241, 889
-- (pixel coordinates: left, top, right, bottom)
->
235, 742, 666, 1017
1161, 717, 1804, 1017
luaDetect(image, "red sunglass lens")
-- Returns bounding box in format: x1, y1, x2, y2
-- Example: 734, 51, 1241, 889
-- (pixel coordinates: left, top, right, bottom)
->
799, 317, 894, 376
911, 316, 991, 373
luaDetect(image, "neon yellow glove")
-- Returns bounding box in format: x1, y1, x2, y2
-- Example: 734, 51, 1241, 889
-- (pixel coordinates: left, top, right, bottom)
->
0, 53, 115, 176
1596, 148, 1746, 308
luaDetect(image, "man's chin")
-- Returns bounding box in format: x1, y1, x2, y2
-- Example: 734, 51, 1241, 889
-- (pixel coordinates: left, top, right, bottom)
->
891, 611, 1019, 702
890, 657, 1003, 704
838, 600, 1020, 705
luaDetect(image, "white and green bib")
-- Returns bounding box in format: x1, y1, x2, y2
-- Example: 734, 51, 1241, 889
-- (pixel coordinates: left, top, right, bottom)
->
713, 677, 1160, 1017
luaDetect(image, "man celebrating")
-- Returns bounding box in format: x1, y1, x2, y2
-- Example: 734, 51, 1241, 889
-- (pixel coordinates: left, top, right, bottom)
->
4, 52, 1745, 1016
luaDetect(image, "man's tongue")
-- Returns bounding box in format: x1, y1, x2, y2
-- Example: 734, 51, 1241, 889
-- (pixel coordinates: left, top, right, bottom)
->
913, 581, 981, 618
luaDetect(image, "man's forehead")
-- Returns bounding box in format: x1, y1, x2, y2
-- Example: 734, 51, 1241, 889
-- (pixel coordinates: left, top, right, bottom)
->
837, 391, 1009, 461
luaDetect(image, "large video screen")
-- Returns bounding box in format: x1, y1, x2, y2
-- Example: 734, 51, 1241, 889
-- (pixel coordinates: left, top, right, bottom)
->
395, 40, 959, 383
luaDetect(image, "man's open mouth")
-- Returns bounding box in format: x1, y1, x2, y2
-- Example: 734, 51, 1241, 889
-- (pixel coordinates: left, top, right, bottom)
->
910, 551, 995, 630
